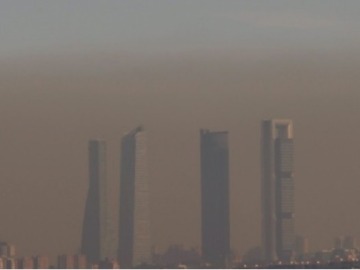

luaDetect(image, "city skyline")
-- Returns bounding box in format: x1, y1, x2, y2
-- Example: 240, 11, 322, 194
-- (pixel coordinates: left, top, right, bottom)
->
1, 118, 360, 266
0, 63, 356, 260
1, 0, 360, 262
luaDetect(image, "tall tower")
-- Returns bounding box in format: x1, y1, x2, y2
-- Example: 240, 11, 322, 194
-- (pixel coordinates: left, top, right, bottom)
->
261, 119, 295, 262
81, 140, 110, 263
200, 129, 230, 267
118, 126, 151, 268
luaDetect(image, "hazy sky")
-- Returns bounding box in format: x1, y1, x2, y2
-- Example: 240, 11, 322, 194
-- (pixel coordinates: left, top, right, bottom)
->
1, 0, 360, 56
1, 0, 360, 262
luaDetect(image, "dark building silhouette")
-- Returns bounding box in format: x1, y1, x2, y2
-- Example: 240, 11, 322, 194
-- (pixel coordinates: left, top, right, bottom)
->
200, 129, 230, 267
261, 119, 295, 261
81, 140, 110, 263
118, 127, 151, 268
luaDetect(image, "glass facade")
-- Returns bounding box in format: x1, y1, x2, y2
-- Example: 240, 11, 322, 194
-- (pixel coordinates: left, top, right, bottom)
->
200, 129, 230, 267
275, 138, 294, 260
119, 127, 151, 268
81, 140, 110, 263
261, 120, 295, 262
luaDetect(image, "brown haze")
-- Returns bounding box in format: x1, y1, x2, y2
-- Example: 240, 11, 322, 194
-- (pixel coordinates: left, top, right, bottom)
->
0, 50, 360, 260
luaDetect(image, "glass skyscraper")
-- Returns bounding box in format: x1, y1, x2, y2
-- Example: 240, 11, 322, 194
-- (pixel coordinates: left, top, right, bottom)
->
200, 129, 230, 267
81, 140, 110, 263
118, 126, 151, 268
261, 119, 295, 262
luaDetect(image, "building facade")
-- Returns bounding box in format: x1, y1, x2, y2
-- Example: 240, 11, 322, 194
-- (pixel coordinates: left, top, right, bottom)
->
81, 140, 110, 263
33, 256, 49, 269
57, 254, 75, 269
261, 119, 295, 262
343, 236, 357, 250
74, 254, 87, 269
200, 129, 230, 267
118, 127, 151, 268
17, 257, 34, 269
294, 236, 309, 259
0, 242, 15, 258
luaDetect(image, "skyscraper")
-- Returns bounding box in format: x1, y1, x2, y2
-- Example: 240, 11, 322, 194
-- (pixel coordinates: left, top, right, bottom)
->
200, 129, 230, 267
261, 119, 295, 262
81, 140, 110, 263
118, 126, 151, 268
